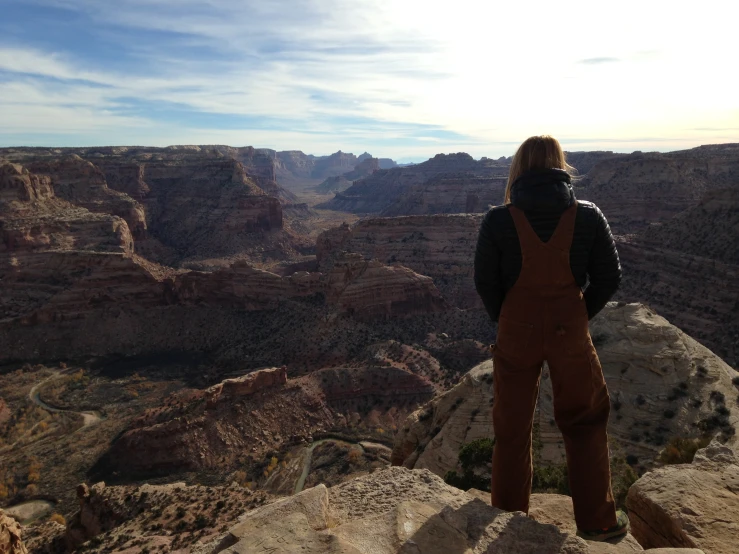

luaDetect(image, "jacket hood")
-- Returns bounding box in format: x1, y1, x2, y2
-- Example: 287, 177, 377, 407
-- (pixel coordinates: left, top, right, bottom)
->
510, 168, 575, 212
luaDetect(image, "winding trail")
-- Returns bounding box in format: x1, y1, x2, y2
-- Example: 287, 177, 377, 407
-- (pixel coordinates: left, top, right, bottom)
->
294, 439, 335, 494
293, 439, 392, 494
28, 373, 102, 427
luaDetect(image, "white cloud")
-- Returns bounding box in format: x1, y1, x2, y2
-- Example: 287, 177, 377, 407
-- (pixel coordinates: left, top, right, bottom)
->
0, 0, 738, 157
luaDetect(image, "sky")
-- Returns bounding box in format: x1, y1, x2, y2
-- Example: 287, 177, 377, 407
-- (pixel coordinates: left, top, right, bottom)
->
1, 0, 738, 162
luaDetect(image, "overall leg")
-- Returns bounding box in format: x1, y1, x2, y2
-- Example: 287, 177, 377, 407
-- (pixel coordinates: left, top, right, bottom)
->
491, 350, 542, 514
547, 337, 616, 530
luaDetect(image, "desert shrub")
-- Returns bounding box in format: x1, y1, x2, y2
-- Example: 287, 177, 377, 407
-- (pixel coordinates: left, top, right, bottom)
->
175, 506, 186, 519
532, 464, 569, 495
710, 390, 725, 404
194, 514, 210, 529
668, 386, 689, 401
663, 409, 676, 419
732, 376, 739, 386
635, 395, 646, 406
443, 469, 490, 491
658, 436, 711, 464
625, 454, 639, 466
444, 438, 495, 491
611, 457, 638, 509
49, 513, 66, 525
458, 438, 495, 469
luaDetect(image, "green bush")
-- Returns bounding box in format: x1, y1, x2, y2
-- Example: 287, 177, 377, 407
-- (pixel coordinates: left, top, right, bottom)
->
443, 469, 490, 492
532, 464, 569, 495
611, 457, 638, 509
458, 438, 495, 469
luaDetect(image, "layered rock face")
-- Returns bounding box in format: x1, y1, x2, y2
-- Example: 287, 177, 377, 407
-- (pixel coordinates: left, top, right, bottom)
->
274, 150, 317, 180
0, 161, 146, 323
357, 152, 397, 169
638, 185, 739, 265
320, 153, 508, 214
25, 155, 148, 239
101, 365, 434, 474
576, 144, 739, 233
627, 440, 739, 554
137, 156, 283, 258
0, 160, 451, 363
325, 253, 449, 319
392, 303, 739, 475
566, 151, 628, 175
616, 183, 739, 366
317, 214, 483, 308
380, 175, 508, 216
0, 147, 289, 262
316, 157, 380, 194
211, 145, 298, 202
311, 150, 359, 179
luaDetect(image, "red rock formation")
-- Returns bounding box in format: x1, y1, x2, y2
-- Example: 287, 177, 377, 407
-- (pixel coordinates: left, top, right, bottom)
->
326, 254, 448, 319
102, 363, 433, 474
26, 156, 147, 239
316, 157, 380, 194
317, 215, 483, 308
576, 143, 739, 233
320, 153, 508, 214
310, 150, 358, 179
64, 481, 269, 553
380, 175, 507, 216
1, 147, 291, 262
206, 366, 287, 404
0, 162, 449, 362
639, 185, 739, 264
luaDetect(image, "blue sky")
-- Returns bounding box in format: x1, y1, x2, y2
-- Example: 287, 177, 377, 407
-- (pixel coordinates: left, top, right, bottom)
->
1, 0, 737, 161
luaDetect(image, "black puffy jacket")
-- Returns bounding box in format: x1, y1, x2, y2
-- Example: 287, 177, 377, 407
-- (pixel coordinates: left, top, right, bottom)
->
474, 168, 621, 322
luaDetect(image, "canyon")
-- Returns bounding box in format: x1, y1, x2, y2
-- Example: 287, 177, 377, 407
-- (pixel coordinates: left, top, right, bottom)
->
1, 142, 738, 554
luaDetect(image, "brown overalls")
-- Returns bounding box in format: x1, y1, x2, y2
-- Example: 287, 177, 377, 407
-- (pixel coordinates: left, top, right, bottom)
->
490, 201, 617, 530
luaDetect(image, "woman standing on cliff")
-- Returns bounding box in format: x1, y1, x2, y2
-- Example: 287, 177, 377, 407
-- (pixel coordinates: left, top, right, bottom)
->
474, 135, 628, 541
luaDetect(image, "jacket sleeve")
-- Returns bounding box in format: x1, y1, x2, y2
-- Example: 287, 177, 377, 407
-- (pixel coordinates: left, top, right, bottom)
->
584, 206, 622, 319
474, 212, 504, 322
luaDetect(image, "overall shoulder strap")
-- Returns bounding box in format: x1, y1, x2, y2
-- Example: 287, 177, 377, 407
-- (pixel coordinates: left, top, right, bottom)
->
548, 201, 579, 251
508, 206, 543, 250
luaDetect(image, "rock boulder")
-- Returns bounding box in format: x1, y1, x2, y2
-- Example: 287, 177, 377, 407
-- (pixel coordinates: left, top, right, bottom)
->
626, 440, 739, 554
0, 510, 28, 554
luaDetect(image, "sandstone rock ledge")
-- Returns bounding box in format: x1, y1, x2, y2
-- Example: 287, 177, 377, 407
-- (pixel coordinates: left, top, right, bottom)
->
215, 467, 684, 554
627, 440, 739, 554
0, 510, 28, 554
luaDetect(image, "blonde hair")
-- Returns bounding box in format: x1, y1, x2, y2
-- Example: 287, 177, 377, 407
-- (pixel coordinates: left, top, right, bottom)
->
504, 135, 573, 204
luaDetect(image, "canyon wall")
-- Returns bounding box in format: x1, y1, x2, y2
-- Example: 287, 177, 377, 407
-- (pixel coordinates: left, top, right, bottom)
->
0, 161, 448, 363
576, 144, 739, 233
317, 214, 483, 308
320, 153, 508, 214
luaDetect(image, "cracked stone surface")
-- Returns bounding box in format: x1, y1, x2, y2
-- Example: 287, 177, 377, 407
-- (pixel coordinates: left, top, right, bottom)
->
224, 467, 595, 554
626, 440, 739, 553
